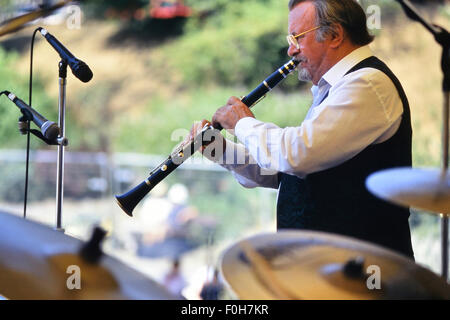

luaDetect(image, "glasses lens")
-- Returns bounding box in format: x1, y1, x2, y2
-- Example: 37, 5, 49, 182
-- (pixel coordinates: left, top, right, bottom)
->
287, 35, 298, 49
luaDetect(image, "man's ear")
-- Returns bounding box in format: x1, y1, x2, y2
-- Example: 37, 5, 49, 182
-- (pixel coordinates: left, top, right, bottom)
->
329, 24, 345, 48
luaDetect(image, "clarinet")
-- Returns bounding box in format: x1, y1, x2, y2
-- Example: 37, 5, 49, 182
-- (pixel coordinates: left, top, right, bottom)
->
115, 58, 299, 216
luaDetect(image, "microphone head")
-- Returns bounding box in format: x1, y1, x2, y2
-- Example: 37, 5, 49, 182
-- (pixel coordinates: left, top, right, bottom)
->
70, 60, 93, 83
42, 122, 61, 141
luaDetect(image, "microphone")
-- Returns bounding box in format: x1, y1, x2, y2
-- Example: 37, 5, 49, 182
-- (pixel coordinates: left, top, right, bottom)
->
38, 27, 93, 83
4, 91, 61, 141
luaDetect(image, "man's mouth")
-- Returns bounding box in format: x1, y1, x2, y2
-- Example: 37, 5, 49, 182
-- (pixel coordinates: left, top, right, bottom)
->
295, 57, 307, 67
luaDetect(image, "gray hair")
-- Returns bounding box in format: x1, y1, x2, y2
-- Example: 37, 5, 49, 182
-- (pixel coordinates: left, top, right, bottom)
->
288, 0, 374, 46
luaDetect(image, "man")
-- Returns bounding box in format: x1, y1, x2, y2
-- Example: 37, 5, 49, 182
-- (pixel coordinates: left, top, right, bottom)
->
189, 0, 414, 258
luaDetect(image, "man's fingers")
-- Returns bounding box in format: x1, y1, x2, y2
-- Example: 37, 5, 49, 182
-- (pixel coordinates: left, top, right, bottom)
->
189, 119, 211, 140
212, 107, 225, 128
227, 96, 241, 105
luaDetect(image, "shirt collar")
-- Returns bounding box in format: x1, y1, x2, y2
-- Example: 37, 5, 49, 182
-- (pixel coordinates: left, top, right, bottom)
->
310, 76, 330, 96
321, 45, 373, 87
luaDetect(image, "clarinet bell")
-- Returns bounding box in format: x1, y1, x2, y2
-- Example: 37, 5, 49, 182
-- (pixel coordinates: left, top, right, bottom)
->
115, 180, 153, 217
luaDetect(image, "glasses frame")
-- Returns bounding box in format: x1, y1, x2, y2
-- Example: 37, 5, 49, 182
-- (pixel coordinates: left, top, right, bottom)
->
287, 26, 321, 49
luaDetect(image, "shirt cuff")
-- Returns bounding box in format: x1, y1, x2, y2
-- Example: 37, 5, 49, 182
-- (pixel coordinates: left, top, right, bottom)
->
220, 139, 238, 165
235, 117, 263, 143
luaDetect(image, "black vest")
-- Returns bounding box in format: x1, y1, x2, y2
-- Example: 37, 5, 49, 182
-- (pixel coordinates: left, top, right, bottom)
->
277, 56, 414, 259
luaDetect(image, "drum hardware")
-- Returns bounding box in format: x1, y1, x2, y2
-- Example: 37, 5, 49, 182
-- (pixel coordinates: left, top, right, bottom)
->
342, 256, 365, 279
221, 231, 450, 300
366, 168, 450, 214
79, 227, 108, 264
239, 240, 301, 300
0, 211, 177, 300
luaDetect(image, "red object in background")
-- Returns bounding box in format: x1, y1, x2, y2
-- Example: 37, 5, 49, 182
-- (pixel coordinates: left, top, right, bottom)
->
150, 1, 192, 19
174, 4, 192, 17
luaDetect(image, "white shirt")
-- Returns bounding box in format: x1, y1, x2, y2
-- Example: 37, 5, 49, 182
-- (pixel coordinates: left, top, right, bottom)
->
217, 46, 404, 189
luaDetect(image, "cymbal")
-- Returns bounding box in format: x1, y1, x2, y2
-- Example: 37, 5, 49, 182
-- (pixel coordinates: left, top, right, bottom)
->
0, 211, 177, 300
366, 167, 450, 214
221, 230, 450, 300
0, 0, 72, 38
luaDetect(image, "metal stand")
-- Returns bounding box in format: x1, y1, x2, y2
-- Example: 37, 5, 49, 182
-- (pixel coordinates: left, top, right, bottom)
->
18, 111, 32, 221
396, 0, 450, 280
56, 60, 67, 232
16, 103, 68, 225
442, 91, 449, 280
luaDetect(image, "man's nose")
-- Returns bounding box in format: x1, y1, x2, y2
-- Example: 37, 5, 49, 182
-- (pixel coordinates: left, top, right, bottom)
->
287, 43, 300, 57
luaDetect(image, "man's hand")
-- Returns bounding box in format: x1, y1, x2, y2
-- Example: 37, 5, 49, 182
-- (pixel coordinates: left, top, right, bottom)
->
183, 119, 226, 160
212, 96, 255, 132
187, 119, 211, 145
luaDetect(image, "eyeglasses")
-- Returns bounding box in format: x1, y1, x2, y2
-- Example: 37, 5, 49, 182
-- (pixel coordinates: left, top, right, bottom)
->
286, 26, 320, 49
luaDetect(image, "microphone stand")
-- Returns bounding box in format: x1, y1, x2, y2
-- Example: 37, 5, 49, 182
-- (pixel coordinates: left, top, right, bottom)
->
56, 60, 68, 232
18, 109, 67, 146
16, 106, 68, 229
396, 0, 450, 280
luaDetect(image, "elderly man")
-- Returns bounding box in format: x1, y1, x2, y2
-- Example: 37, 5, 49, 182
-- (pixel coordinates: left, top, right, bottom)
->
190, 0, 414, 258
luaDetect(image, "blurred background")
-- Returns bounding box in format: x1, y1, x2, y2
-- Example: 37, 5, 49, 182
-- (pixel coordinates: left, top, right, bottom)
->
0, 0, 449, 299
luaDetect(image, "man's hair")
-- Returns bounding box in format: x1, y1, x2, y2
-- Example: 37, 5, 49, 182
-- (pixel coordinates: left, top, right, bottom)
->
288, 0, 374, 46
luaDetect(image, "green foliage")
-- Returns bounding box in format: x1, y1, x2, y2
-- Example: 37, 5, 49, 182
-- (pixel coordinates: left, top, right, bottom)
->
114, 87, 233, 154
157, 0, 410, 90
0, 0, 14, 10
65, 82, 118, 152
0, 47, 57, 150
158, 0, 294, 89
113, 87, 311, 155
439, 3, 450, 20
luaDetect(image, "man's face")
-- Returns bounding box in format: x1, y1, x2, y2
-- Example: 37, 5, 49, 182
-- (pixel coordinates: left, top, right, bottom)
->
287, 2, 330, 84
